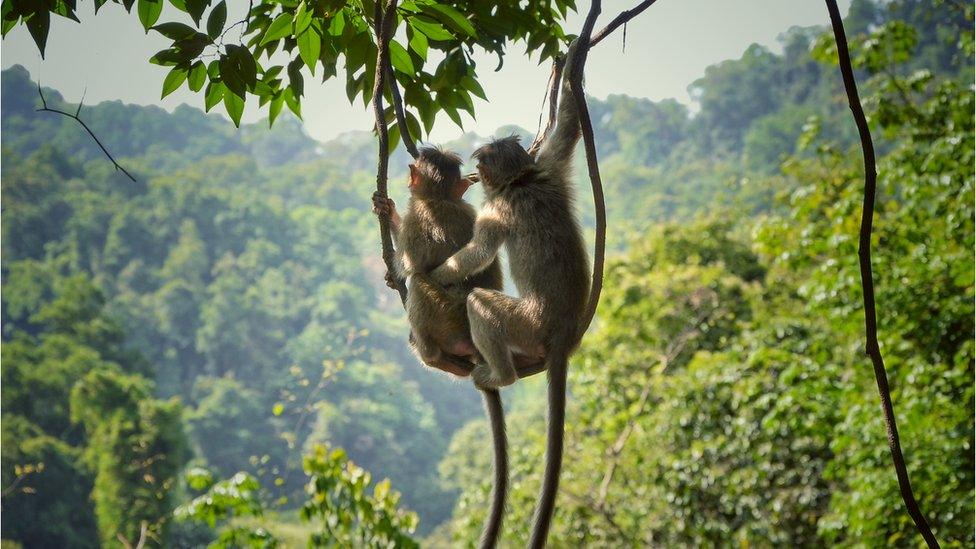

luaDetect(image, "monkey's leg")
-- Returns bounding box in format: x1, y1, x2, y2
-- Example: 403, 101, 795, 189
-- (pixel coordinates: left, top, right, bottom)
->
409, 274, 477, 354
466, 289, 541, 389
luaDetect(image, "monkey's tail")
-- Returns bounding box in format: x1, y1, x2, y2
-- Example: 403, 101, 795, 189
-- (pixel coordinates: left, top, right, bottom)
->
528, 345, 571, 549
479, 388, 508, 549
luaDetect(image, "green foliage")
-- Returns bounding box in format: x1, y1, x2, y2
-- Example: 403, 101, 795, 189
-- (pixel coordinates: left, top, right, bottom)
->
175, 446, 418, 548
301, 445, 419, 547
176, 471, 280, 548
71, 368, 187, 546
3, 0, 576, 129
439, 2, 974, 545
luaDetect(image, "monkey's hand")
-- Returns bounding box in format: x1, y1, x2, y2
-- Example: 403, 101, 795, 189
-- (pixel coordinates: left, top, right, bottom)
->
371, 192, 396, 217
384, 271, 397, 289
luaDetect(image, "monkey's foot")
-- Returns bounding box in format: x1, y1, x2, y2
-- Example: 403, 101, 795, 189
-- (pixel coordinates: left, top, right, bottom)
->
471, 365, 517, 390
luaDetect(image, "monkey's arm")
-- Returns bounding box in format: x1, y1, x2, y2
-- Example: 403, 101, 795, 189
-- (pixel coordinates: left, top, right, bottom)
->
535, 39, 583, 179
372, 192, 402, 235
430, 205, 508, 285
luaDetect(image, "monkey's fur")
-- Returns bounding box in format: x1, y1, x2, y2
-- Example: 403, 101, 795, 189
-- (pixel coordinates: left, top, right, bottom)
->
394, 148, 503, 366
382, 146, 509, 548
430, 39, 589, 547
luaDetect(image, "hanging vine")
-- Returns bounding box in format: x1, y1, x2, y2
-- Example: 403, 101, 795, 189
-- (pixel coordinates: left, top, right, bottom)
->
823, 1, 940, 547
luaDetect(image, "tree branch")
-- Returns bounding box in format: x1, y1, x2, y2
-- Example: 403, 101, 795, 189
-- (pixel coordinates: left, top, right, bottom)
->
371, 0, 408, 304
824, 1, 939, 547
528, 57, 565, 159
36, 83, 137, 182
589, 0, 659, 49
568, 4, 607, 339
386, 65, 419, 159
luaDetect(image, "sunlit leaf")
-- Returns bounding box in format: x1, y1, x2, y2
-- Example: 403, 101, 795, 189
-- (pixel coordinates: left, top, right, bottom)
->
187, 60, 207, 91
298, 28, 320, 76
389, 40, 414, 74
137, 0, 163, 31
223, 88, 244, 126
161, 66, 187, 98
261, 12, 293, 45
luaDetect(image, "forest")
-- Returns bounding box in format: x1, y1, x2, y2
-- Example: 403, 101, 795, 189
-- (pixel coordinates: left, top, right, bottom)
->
1, 0, 973, 546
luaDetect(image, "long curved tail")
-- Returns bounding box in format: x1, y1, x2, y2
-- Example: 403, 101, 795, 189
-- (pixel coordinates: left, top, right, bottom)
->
479, 389, 508, 549
528, 348, 570, 549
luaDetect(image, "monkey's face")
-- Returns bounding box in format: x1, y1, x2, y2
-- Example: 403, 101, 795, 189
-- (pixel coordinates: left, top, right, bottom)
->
471, 136, 532, 191
451, 176, 473, 199
407, 164, 422, 194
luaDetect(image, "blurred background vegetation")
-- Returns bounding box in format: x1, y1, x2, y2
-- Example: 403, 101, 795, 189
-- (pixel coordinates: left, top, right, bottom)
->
2, 0, 973, 546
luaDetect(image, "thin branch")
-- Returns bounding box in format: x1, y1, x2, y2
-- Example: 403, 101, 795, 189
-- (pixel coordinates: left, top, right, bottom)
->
824, 1, 939, 547
387, 65, 419, 158
528, 57, 565, 159
589, 0, 658, 49
568, 5, 607, 339
36, 84, 137, 182
371, 0, 408, 304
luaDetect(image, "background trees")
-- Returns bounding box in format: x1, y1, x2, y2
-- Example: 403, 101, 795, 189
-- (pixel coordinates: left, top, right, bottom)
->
1, 0, 972, 546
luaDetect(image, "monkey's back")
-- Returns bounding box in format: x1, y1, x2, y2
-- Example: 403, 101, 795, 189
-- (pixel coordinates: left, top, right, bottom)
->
495, 170, 590, 337
397, 197, 503, 292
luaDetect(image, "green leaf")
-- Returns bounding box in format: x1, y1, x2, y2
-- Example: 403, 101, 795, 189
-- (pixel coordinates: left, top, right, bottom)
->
25, 10, 50, 58
297, 29, 320, 76
185, 0, 209, 25
410, 17, 451, 41
223, 89, 244, 126
272, 403, 284, 416
408, 28, 427, 60
137, 0, 163, 31
187, 61, 207, 91
283, 88, 302, 119
388, 123, 401, 155
206, 0, 226, 40
294, 1, 312, 35
1, 17, 17, 37
420, 4, 475, 37
269, 93, 284, 127
389, 41, 414, 74
204, 81, 224, 111
161, 66, 188, 98
444, 105, 462, 129
149, 48, 183, 66
287, 57, 304, 97
460, 75, 486, 100
152, 22, 197, 40
169, 0, 187, 12
261, 12, 293, 45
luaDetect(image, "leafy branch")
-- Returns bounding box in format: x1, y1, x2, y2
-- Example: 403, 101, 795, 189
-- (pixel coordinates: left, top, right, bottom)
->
35, 84, 137, 182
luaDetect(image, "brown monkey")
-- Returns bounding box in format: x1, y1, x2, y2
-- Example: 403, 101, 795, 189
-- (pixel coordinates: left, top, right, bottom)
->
429, 40, 588, 548
372, 146, 522, 548
373, 146, 504, 373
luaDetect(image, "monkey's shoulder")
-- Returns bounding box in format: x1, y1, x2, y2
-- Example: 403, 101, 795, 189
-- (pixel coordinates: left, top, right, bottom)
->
400, 198, 477, 249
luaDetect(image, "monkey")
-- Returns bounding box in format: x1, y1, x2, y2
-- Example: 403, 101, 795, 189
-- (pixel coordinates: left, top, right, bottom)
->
428, 39, 589, 548
374, 146, 502, 373
372, 145, 541, 548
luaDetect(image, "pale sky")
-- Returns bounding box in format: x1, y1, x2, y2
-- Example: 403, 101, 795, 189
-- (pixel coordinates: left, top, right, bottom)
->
1, 0, 850, 142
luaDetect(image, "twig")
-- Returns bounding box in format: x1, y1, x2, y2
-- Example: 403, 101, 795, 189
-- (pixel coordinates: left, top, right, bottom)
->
589, 0, 658, 49
528, 57, 565, 159
386, 65, 419, 158
371, 0, 408, 303
824, 1, 939, 547
36, 83, 137, 182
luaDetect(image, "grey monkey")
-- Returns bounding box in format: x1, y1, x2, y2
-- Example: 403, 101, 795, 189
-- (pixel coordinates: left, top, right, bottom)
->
429, 39, 589, 548
372, 146, 540, 548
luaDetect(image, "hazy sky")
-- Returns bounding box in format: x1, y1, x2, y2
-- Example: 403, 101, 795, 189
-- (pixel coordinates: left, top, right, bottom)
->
2, 0, 850, 142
